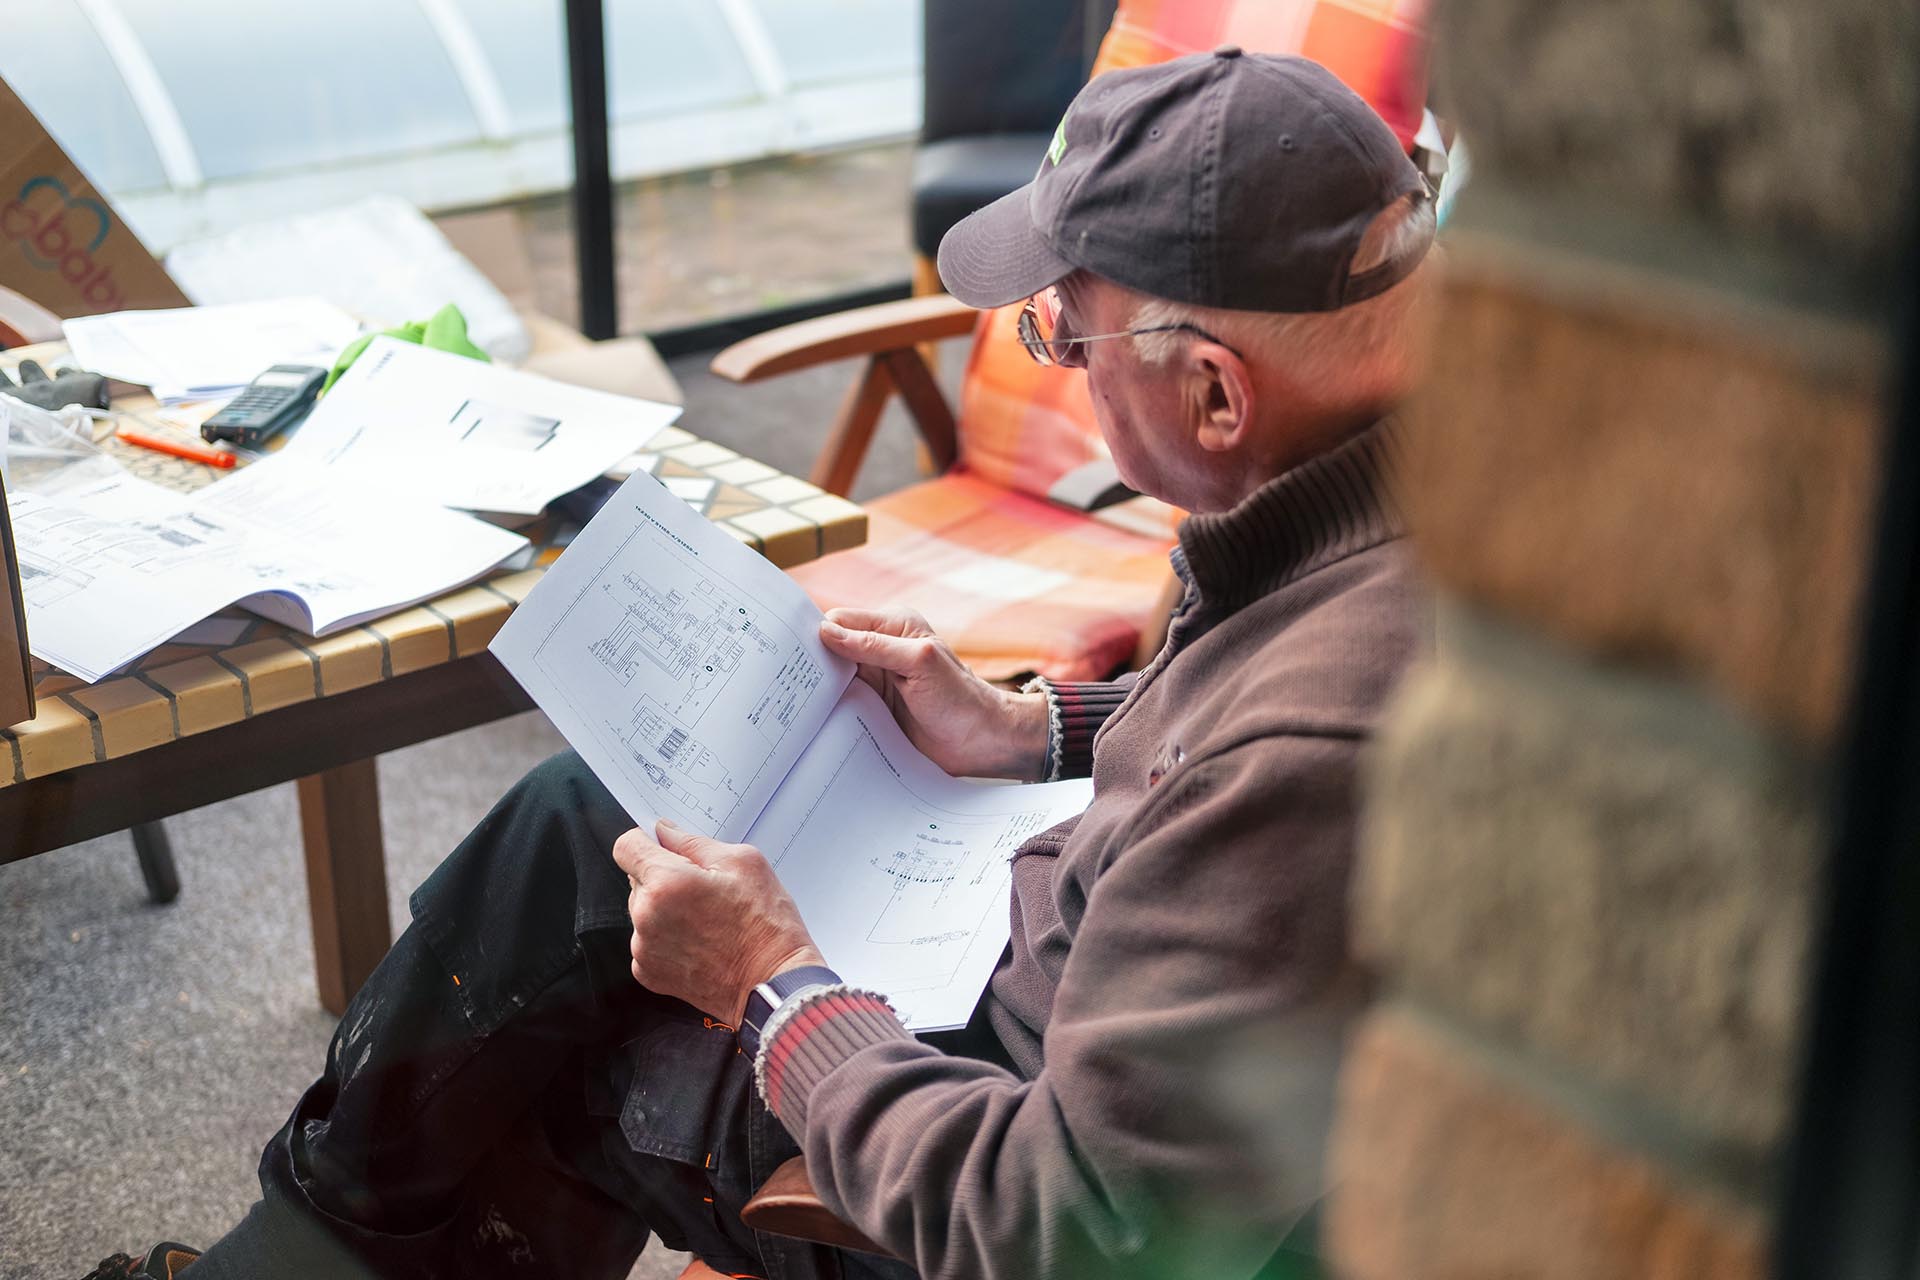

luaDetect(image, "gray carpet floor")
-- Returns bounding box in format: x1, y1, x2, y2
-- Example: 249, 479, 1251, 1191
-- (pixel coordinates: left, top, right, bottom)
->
0, 340, 963, 1278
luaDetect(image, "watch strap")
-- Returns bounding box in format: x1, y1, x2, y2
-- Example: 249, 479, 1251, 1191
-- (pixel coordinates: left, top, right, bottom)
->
740, 964, 842, 1055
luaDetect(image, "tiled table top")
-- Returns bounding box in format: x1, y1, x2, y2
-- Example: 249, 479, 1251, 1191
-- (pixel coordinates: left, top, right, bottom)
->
2, 350, 865, 789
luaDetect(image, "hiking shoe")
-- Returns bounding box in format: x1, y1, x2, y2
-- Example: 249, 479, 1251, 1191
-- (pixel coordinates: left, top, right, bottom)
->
82, 1242, 200, 1279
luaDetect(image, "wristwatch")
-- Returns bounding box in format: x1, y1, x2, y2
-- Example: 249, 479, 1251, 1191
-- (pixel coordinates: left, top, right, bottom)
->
739, 964, 842, 1055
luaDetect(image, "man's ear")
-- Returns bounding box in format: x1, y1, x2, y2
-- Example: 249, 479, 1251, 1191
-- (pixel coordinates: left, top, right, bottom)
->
1189, 341, 1254, 453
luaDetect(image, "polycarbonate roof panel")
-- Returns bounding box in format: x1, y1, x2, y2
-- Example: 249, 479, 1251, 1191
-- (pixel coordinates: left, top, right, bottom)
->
606, 1, 760, 121
459, 0, 759, 134
745, 0, 920, 87
0, 0, 169, 195
114, 0, 481, 181
454, 0, 568, 136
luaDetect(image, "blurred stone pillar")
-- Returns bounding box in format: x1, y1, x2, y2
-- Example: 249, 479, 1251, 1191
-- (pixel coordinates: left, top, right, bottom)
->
1324, 2, 1916, 1276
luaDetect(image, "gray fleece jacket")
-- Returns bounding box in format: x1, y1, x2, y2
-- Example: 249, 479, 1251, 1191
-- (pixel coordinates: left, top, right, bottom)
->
755, 421, 1423, 1279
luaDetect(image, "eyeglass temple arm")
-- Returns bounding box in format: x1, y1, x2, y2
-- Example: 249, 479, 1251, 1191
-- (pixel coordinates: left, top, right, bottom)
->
1019, 324, 1213, 350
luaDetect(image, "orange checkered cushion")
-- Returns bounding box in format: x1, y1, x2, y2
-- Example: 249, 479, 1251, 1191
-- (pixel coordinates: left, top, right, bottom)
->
1092, 0, 1431, 148
788, 471, 1180, 683
955, 306, 1096, 496
953, 307, 1185, 538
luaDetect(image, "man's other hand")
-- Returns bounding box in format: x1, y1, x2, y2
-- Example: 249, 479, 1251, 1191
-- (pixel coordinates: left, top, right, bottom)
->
613, 820, 825, 1027
819, 607, 1049, 780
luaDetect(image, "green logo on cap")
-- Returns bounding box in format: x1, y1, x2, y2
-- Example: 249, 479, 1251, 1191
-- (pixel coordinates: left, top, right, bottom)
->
1047, 118, 1068, 166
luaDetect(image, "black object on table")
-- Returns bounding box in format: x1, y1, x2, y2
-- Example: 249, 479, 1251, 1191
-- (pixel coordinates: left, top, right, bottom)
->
0, 359, 109, 411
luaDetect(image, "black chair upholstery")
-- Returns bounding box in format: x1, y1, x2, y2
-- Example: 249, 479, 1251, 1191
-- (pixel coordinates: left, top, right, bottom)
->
912, 134, 1054, 264
911, 0, 1115, 259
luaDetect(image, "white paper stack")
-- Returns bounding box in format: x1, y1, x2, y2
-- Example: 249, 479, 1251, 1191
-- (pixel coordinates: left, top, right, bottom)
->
62, 298, 363, 403
283, 338, 683, 515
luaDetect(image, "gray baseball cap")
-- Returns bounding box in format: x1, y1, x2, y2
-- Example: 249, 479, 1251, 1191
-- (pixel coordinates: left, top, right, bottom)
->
937, 49, 1431, 313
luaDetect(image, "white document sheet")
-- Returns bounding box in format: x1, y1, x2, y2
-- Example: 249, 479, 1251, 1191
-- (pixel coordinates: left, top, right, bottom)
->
491, 469, 1096, 1030
746, 681, 1093, 1031
63, 298, 363, 402
491, 468, 851, 841
8, 456, 526, 681
285, 339, 683, 515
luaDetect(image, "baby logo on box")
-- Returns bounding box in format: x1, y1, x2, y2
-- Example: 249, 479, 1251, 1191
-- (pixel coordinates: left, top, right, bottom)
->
0, 73, 187, 317
2, 175, 127, 310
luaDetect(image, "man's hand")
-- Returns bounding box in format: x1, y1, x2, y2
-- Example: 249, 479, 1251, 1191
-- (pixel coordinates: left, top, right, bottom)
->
820, 607, 1050, 780
612, 820, 825, 1027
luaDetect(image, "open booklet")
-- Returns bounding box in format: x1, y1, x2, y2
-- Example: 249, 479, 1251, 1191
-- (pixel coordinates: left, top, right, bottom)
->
490, 471, 1095, 1031
9, 456, 527, 682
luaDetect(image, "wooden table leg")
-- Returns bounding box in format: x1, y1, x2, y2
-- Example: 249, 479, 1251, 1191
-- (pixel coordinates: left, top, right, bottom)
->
297, 759, 393, 1017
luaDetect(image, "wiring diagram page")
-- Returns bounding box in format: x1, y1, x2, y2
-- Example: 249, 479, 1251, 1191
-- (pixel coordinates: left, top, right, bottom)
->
7, 468, 245, 681
490, 469, 855, 843
8, 456, 526, 681
746, 680, 1095, 1032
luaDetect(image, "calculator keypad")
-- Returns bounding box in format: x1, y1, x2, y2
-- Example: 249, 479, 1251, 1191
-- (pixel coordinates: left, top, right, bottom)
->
214, 392, 281, 423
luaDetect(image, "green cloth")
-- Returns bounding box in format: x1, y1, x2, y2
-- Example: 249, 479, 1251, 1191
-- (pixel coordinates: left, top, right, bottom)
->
323, 302, 489, 392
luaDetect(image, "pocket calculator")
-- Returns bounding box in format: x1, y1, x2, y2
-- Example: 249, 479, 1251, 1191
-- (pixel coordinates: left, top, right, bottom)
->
200, 364, 328, 448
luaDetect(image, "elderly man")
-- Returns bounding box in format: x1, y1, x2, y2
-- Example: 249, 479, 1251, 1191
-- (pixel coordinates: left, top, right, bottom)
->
91, 49, 1432, 1280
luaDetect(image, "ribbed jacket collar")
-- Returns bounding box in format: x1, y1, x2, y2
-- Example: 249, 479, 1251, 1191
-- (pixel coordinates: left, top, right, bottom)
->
1174, 418, 1405, 610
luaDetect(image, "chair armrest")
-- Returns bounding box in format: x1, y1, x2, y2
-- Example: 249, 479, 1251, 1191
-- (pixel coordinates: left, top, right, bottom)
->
711, 294, 978, 383
740, 1155, 895, 1258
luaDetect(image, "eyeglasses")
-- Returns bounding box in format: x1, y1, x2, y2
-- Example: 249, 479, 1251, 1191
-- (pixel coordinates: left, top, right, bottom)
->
1015, 288, 1227, 367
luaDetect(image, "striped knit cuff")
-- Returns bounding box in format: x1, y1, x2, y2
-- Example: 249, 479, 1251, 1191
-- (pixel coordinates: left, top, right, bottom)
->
1022, 678, 1131, 781
754, 985, 912, 1135
1022, 676, 1066, 782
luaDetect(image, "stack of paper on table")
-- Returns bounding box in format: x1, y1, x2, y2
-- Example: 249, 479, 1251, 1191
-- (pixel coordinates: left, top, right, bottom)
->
283, 338, 684, 516
62, 298, 363, 403
490, 467, 1096, 1032
8, 333, 688, 680
7, 455, 526, 682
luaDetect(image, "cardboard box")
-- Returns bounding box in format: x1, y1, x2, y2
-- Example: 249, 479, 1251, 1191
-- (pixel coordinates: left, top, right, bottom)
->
0, 462, 33, 729
0, 75, 188, 318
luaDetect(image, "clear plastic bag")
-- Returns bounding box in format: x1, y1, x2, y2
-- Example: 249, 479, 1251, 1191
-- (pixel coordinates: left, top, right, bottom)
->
0, 392, 106, 492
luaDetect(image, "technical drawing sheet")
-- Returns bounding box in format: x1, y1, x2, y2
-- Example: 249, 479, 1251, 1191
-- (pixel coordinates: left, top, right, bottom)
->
8, 456, 526, 681
490, 468, 855, 842
63, 297, 362, 402
493, 470, 1096, 1028
285, 338, 683, 515
746, 680, 1094, 1031
189, 454, 531, 634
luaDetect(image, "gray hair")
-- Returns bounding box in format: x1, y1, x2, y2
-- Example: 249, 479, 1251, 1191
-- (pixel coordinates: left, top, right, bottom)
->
1127, 193, 1437, 414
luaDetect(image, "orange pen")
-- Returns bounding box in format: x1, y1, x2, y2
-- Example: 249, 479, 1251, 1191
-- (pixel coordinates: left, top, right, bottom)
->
116, 426, 238, 470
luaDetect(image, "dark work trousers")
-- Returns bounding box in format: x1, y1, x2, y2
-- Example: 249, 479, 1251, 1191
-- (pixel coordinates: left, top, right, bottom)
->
190, 753, 922, 1280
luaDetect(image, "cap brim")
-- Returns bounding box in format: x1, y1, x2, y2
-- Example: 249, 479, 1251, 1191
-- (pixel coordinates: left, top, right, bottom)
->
936, 184, 1079, 309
